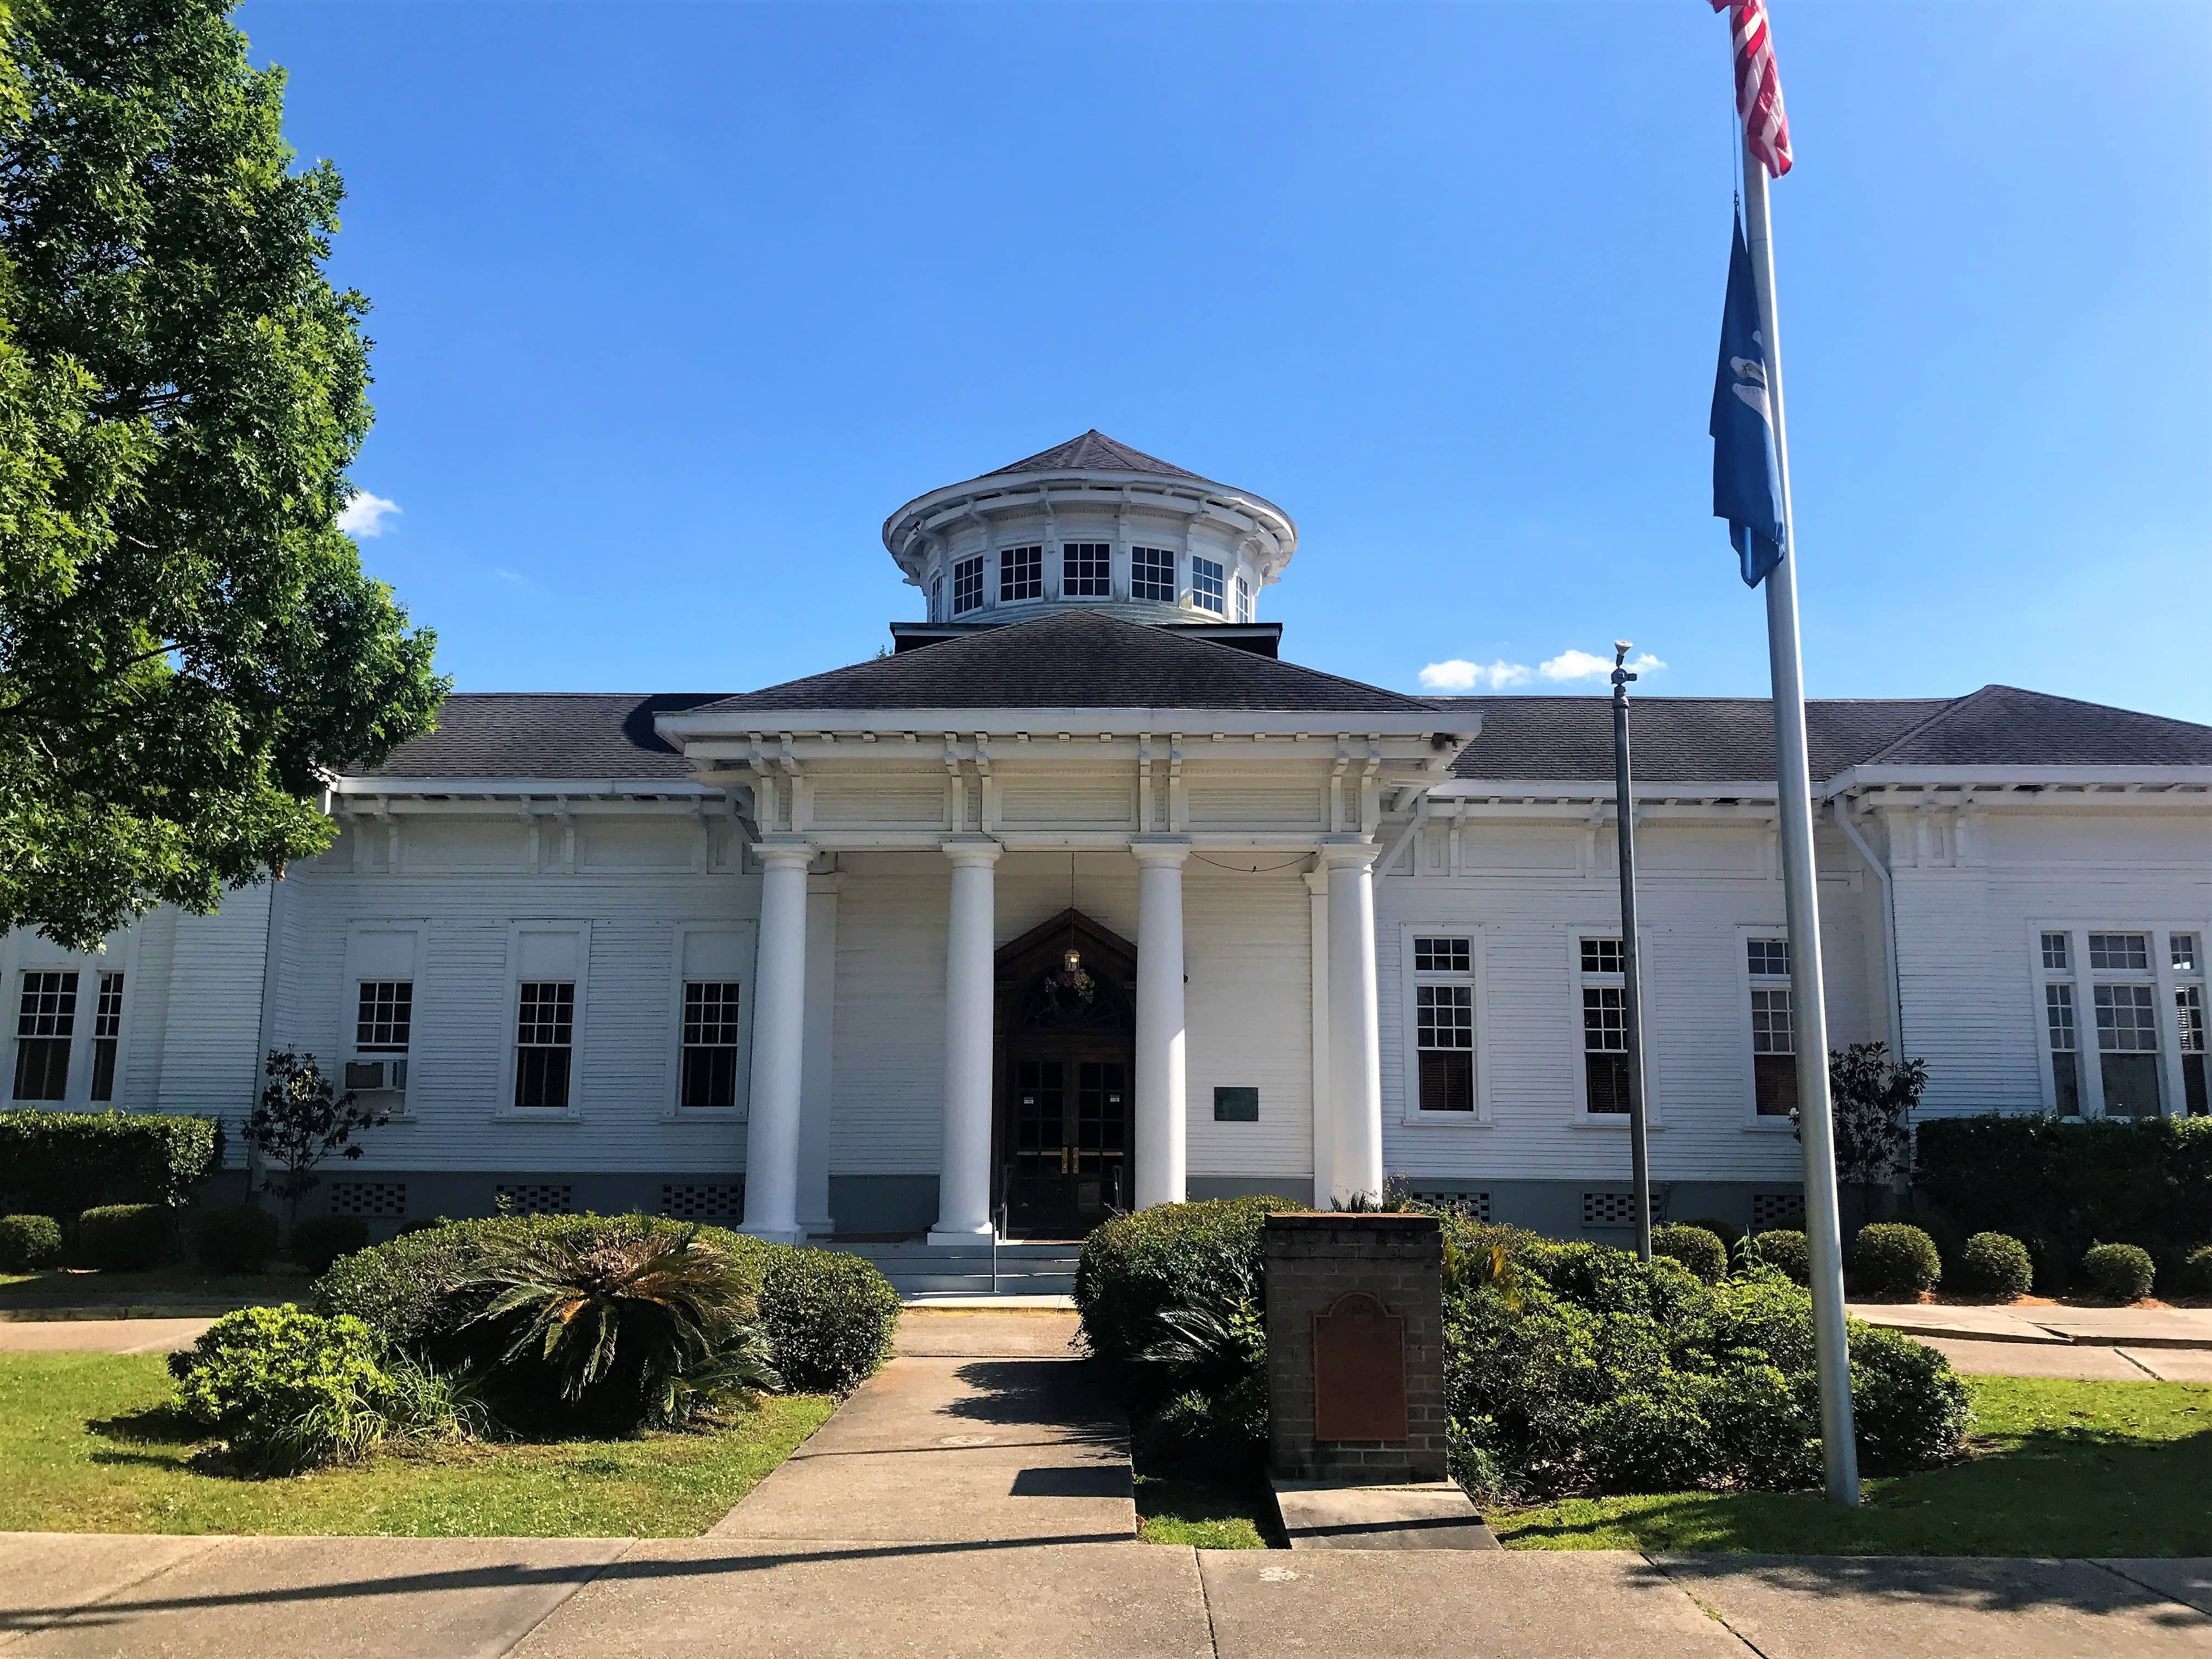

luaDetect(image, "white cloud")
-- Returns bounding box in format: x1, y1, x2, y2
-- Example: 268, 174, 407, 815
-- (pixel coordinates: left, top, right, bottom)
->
1539, 648, 1665, 682
494, 568, 524, 584
337, 489, 401, 538
1419, 658, 1532, 691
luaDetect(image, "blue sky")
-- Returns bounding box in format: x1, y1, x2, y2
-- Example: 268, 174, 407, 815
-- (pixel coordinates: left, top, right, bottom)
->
245, 2, 2212, 721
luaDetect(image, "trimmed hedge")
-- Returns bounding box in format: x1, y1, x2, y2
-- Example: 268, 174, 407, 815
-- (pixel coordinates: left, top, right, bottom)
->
2187, 1244, 2212, 1296
1852, 1223, 1942, 1296
198, 1206, 279, 1274
1743, 1229, 1810, 1286
2082, 1242, 2155, 1303
0, 1214, 63, 1271
1916, 1114, 2212, 1289
77, 1203, 175, 1271
1073, 1195, 1291, 1378
1954, 1232, 2033, 1297
1677, 1216, 1747, 1252
290, 1215, 370, 1275
0, 1110, 222, 1218
1650, 1224, 1728, 1283
312, 1214, 897, 1398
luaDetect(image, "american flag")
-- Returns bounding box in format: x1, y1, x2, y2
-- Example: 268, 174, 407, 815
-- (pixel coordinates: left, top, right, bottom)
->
1711, 1, 1793, 178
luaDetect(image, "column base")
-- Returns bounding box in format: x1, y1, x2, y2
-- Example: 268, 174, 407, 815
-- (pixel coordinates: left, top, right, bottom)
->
798, 1214, 837, 1240
738, 1223, 806, 1246
927, 1223, 996, 1248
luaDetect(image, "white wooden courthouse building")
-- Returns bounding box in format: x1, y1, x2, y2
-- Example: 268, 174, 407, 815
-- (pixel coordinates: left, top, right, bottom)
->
7, 433, 2209, 1259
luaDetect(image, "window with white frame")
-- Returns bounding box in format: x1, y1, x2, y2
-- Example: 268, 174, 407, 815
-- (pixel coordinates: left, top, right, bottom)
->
13, 970, 77, 1101
1131, 545, 1175, 603
346, 980, 412, 1093
1579, 936, 1631, 1115
999, 544, 1042, 603
89, 970, 124, 1103
951, 555, 984, 615
1747, 938, 1796, 1117
2040, 930, 2070, 971
930, 574, 943, 619
2034, 926, 2190, 1119
1413, 935, 1475, 1113
2094, 983, 2162, 1119
1192, 555, 1225, 614
681, 981, 742, 1111
514, 981, 575, 1110
1062, 542, 1110, 599
1234, 573, 1251, 623
2178, 932, 2205, 1117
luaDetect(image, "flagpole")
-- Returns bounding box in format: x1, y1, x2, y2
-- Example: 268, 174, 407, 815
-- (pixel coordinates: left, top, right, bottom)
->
1739, 133, 1861, 1508
1610, 643, 1653, 1265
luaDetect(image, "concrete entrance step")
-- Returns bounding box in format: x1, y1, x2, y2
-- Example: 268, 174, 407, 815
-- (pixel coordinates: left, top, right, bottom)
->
821, 1238, 1082, 1299
1271, 1479, 1502, 1551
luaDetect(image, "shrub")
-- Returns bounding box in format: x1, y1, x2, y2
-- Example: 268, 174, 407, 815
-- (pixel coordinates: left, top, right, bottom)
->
1131, 1254, 1271, 1470
198, 1206, 279, 1274
0, 1110, 222, 1220
1743, 1229, 1810, 1285
1443, 1244, 1970, 1501
2081, 1242, 2155, 1304
1677, 1216, 1746, 1252
1074, 1195, 1291, 1375
0, 1214, 63, 1271
460, 1225, 775, 1431
76, 1203, 175, 1272
1916, 1115, 2212, 1289
1650, 1225, 1728, 1283
758, 1246, 901, 1392
1954, 1232, 2033, 1297
1851, 1223, 1941, 1296
2186, 1244, 2212, 1296
166, 1304, 471, 1474
290, 1215, 370, 1275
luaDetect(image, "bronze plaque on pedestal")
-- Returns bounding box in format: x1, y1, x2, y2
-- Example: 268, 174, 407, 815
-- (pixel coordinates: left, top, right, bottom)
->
1311, 1291, 1407, 1442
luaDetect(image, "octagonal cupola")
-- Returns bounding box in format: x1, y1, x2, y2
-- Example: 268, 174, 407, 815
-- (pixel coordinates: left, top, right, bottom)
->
883, 431, 1297, 626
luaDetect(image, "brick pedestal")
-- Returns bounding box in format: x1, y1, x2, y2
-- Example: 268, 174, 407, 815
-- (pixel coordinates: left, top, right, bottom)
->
1263, 1212, 1447, 1483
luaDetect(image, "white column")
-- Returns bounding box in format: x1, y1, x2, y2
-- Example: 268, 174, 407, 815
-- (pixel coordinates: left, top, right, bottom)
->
1322, 838, 1383, 1205
740, 839, 811, 1244
1305, 869, 1333, 1210
930, 838, 1001, 1244
797, 871, 839, 1237
1132, 838, 1191, 1207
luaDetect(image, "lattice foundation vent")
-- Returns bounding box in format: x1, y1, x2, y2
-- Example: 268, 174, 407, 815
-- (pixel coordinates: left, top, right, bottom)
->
496, 1182, 575, 1216
661, 1183, 743, 1221
1581, 1190, 1661, 1228
328, 1181, 407, 1218
1751, 1192, 1807, 1231
1409, 1189, 1492, 1224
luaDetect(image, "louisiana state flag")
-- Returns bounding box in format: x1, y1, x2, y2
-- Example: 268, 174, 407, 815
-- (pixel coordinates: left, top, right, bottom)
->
1711, 213, 1786, 586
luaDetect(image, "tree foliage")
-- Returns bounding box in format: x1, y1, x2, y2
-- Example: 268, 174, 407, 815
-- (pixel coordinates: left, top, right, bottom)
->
0, 0, 443, 947
246, 1046, 386, 1226
1819, 1042, 1927, 1225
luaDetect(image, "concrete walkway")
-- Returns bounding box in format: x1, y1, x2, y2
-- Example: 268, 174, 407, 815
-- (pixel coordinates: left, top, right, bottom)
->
1851, 1301, 2212, 1349
1925, 1335, 2212, 1382
0, 1317, 212, 1355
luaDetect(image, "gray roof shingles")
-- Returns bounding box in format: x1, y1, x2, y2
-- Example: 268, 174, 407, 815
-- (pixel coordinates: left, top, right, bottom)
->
983, 430, 1209, 483
696, 609, 1437, 716
353, 692, 723, 780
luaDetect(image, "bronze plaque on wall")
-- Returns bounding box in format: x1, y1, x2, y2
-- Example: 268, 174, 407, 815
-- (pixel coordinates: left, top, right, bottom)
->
1311, 1292, 1407, 1442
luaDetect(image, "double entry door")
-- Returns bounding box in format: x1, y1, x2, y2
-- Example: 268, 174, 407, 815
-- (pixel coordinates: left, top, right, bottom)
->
1004, 1048, 1131, 1236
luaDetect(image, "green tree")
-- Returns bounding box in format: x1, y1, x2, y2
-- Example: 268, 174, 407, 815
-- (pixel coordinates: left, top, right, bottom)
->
246, 1047, 386, 1229
1825, 1042, 1929, 1231
0, 0, 443, 949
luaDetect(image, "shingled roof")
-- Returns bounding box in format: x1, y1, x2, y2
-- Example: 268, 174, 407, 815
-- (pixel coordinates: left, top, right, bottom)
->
694, 609, 1436, 716
352, 693, 724, 780
983, 430, 1209, 483
1433, 686, 2212, 786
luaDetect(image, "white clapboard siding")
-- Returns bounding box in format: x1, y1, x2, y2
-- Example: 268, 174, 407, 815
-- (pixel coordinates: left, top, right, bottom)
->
152, 884, 273, 1125
1184, 866, 1312, 1180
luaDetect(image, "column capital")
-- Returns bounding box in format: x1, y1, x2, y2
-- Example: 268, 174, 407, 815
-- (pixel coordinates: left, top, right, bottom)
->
940, 835, 1003, 868
1317, 836, 1381, 870
753, 836, 815, 870
1127, 836, 1193, 868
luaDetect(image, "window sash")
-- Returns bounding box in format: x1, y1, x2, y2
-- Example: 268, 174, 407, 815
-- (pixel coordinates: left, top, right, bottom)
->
515, 981, 575, 1110
1192, 556, 1225, 614
2174, 933, 2201, 974
1418, 1049, 1474, 1112
15, 970, 78, 1039
1750, 985, 1793, 1055
998, 544, 1042, 603
1754, 1054, 1799, 1117
12, 1037, 70, 1101
1413, 936, 1470, 974
2045, 983, 2078, 1052
2040, 931, 2070, 970
89, 971, 122, 1104
1131, 546, 1175, 602
1062, 543, 1110, 598
2093, 983, 2160, 1053
1582, 986, 1626, 1053
1747, 938, 1789, 978
2180, 985, 2205, 1056
1579, 936, 1624, 975
1415, 984, 1472, 1051
682, 980, 742, 1048
1584, 1051, 1632, 1114
1234, 573, 1251, 622
2088, 932, 2149, 972
356, 980, 413, 1052
951, 555, 984, 615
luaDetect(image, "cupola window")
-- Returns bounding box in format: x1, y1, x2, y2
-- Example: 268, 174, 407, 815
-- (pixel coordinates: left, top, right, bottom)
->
1063, 543, 1110, 599
1132, 546, 1175, 603
1192, 556, 1226, 615
1234, 573, 1252, 622
1000, 544, 1043, 603
951, 555, 984, 615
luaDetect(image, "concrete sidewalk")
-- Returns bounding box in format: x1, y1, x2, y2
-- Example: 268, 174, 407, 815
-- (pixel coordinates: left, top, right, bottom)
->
1851, 1301, 2212, 1350
1923, 1335, 2212, 1382
0, 1317, 212, 1355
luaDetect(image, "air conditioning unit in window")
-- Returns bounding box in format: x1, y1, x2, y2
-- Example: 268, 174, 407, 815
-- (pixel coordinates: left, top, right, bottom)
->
343, 1058, 408, 1093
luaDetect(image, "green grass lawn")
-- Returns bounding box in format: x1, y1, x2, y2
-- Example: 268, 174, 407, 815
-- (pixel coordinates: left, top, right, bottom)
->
1135, 1471, 1280, 1549
1494, 1375, 2212, 1555
0, 1352, 834, 1536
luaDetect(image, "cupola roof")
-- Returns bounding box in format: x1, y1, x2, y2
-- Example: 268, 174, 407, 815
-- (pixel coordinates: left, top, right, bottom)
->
983, 430, 1210, 483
